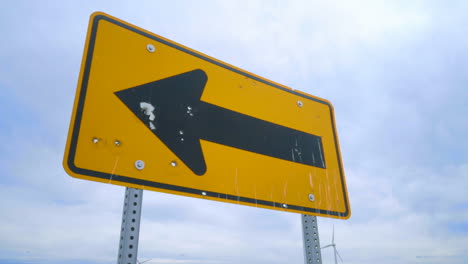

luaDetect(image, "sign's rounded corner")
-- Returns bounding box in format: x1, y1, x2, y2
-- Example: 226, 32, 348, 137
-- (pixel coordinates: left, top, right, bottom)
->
338, 206, 352, 220
342, 210, 351, 220
90, 11, 108, 20
321, 98, 335, 112
62, 154, 80, 179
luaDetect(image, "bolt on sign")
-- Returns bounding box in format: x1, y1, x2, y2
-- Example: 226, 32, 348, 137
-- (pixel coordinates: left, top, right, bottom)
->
63, 12, 351, 219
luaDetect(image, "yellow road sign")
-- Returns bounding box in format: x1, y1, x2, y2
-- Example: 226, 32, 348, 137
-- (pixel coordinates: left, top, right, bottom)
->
63, 12, 350, 219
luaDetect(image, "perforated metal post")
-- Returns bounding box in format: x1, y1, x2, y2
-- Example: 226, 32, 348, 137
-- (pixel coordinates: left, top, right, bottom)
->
302, 215, 322, 264
117, 187, 143, 264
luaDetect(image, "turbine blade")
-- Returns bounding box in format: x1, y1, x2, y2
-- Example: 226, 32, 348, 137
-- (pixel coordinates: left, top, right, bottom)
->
333, 246, 338, 264
336, 249, 343, 262
321, 244, 333, 249
332, 225, 335, 243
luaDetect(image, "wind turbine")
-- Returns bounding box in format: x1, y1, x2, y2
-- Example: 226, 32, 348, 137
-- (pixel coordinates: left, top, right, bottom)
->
321, 225, 343, 264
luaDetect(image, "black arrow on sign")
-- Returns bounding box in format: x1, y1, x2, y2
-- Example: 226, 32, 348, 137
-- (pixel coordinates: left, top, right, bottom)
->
115, 69, 326, 176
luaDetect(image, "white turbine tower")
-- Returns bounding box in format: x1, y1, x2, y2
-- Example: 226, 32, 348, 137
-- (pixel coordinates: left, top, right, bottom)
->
321, 226, 343, 264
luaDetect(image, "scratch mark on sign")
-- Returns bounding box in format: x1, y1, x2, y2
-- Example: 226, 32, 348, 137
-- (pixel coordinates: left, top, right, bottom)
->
308, 171, 314, 189
317, 137, 324, 168
108, 156, 120, 183
235, 168, 239, 203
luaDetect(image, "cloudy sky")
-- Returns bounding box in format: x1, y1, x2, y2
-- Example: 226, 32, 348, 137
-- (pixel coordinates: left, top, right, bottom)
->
1, 1, 467, 264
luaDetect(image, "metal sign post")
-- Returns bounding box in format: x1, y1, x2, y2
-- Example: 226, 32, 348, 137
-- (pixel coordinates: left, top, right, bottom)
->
302, 215, 322, 264
117, 187, 143, 264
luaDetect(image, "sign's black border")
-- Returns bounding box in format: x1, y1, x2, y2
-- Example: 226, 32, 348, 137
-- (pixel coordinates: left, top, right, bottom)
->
66, 13, 349, 218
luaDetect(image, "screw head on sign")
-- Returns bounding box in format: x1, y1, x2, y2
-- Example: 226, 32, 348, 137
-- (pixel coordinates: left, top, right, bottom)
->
297, 101, 304, 107
146, 44, 155, 53
114, 140, 121, 146
134, 160, 145, 170
308, 194, 315, 202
